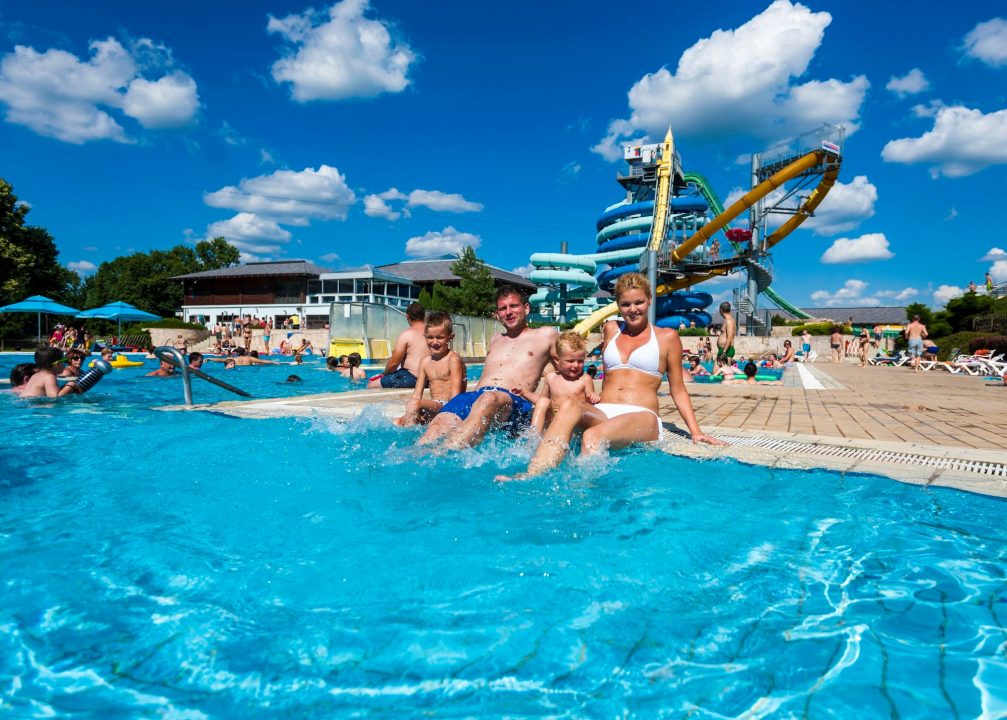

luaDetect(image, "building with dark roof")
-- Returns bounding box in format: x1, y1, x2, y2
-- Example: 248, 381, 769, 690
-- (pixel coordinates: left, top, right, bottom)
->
376, 257, 535, 293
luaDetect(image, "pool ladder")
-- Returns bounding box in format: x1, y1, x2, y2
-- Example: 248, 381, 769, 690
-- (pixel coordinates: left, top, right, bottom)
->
154, 346, 252, 406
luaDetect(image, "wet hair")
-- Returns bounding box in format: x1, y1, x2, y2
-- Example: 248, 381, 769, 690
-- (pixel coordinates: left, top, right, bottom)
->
34, 346, 65, 369
424, 311, 453, 335
348, 352, 362, 367
495, 285, 528, 305
249, 350, 259, 358
326, 356, 340, 370
406, 302, 426, 323
10, 363, 35, 386
613, 272, 651, 298
743, 361, 758, 378
234, 347, 247, 356
719, 301, 732, 314
286, 374, 302, 382
555, 330, 587, 355
188, 352, 202, 364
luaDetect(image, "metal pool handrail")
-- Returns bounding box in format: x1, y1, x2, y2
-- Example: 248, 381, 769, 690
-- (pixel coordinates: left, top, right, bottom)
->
153, 346, 252, 405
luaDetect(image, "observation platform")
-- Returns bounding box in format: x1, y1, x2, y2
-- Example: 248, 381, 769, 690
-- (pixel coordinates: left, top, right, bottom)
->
172, 362, 1007, 499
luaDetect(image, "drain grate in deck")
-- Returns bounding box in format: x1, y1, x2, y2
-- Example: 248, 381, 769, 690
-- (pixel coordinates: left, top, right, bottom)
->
712, 434, 1007, 478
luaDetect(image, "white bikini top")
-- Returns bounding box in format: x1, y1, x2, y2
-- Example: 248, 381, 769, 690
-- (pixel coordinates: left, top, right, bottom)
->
603, 323, 663, 377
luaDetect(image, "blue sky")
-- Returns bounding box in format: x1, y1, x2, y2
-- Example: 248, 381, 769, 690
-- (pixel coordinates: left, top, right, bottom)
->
2, 0, 1006, 309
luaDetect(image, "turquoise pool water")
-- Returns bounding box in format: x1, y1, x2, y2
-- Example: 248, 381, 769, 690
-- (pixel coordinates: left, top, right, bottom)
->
2, 355, 1006, 716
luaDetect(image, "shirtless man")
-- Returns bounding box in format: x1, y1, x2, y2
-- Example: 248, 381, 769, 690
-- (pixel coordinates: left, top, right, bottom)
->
830, 326, 843, 363
418, 286, 557, 450
205, 348, 277, 367
146, 359, 176, 377
368, 302, 430, 389
904, 314, 928, 373
716, 301, 736, 362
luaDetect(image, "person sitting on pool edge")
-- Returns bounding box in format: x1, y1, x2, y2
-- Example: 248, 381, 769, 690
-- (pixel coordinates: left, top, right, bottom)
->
396, 311, 467, 427
501, 273, 724, 480
513, 331, 599, 434
368, 302, 430, 390
418, 286, 557, 451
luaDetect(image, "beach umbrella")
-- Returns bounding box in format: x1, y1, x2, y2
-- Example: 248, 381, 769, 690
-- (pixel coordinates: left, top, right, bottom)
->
78, 300, 161, 336
0, 294, 81, 340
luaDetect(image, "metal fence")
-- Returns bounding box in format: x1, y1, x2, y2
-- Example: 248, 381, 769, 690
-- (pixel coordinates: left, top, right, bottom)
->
327, 302, 501, 360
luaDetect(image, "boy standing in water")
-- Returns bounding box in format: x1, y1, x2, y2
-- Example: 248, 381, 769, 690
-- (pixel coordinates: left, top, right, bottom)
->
397, 312, 466, 426
20, 347, 80, 398
516, 331, 599, 434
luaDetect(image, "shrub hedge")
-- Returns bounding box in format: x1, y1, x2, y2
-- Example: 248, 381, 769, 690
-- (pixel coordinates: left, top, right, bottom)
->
967, 335, 1007, 357
791, 322, 850, 336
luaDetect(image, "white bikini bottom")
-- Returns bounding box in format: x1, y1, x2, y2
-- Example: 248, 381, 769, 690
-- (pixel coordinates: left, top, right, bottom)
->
593, 403, 665, 440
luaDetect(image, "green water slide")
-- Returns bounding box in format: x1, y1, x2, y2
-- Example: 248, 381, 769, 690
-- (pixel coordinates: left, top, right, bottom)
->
682, 171, 812, 320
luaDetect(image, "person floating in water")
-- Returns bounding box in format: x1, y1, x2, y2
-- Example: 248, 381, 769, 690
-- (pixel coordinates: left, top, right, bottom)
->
501, 273, 725, 480
396, 311, 466, 426
418, 286, 557, 450
514, 331, 600, 435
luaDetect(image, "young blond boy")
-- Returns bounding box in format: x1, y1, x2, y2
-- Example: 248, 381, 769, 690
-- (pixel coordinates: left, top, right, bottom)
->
396, 312, 466, 426
516, 331, 600, 434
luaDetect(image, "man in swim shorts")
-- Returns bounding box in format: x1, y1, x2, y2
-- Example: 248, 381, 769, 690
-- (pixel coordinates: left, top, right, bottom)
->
904, 314, 928, 374
368, 302, 430, 389
716, 301, 736, 361
418, 286, 557, 450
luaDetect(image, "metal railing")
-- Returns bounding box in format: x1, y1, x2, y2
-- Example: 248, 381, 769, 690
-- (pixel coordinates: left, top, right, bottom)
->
154, 346, 251, 406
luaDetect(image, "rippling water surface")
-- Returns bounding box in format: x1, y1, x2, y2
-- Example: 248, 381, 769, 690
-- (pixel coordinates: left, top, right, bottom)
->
1, 355, 1006, 717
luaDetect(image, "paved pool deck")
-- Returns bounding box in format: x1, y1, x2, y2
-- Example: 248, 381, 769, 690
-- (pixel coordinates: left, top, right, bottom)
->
174, 361, 1007, 499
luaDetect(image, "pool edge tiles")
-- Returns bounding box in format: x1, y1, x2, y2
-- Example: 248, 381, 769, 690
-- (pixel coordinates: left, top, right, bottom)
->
658, 426, 1007, 500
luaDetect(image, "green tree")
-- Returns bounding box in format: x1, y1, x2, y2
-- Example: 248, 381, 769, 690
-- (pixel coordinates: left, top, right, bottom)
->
439, 246, 496, 317
941, 292, 994, 333
417, 283, 452, 313
0, 179, 78, 336
84, 238, 241, 318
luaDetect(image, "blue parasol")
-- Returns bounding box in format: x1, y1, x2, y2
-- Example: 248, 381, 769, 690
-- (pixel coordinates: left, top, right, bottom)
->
0, 295, 81, 340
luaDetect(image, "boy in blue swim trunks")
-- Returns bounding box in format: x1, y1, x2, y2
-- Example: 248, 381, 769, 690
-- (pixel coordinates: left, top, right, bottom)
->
418, 286, 557, 450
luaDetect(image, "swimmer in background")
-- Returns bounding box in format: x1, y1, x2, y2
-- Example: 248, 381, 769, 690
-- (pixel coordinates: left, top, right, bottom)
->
59, 349, 85, 378
514, 331, 600, 435
146, 359, 176, 377
721, 361, 782, 385
8, 363, 36, 395
20, 347, 82, 398
396, 312, 466, 427
685, 355, 709, 381
340, 352, 367, 381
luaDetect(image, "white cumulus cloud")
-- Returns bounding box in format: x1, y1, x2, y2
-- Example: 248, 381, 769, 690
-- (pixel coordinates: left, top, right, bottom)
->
405, 226, 480, 258
0, 37, 199, 143
885, 68, 929, 97
802, 175, 877, 235
881, 105, 1007, 177
989, 260, 1007, 283
268, 0, 416, 102
592, 0, 867, 160
364, 187, 482, 220
510, 264, 534, 278
980, 247, 1007, 262
319, 252, 341, 264
810, 279, 916, 307
963, 17, 1007, 67
205, 213, 292, 262
407, 189, 482, 213
933, 284, 964, 306
820, 232, 893, 264
204, 165, 356, 225
67, 260, 97, 275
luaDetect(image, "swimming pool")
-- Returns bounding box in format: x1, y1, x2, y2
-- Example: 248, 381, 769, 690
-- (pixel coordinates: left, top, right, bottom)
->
2, 357, 1006, 716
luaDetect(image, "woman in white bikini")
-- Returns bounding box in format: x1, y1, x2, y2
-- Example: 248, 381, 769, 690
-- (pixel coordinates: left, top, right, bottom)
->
513, 272, 725, 478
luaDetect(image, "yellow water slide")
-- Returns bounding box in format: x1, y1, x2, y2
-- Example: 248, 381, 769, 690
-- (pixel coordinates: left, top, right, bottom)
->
573, 148, 838, 336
